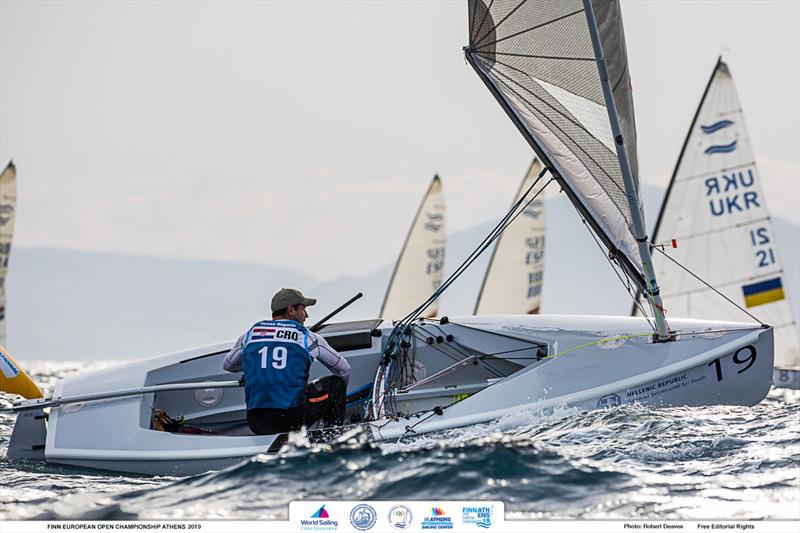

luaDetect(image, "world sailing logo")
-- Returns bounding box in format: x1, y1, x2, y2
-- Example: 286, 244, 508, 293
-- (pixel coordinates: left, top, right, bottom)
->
299, 504, 338, 531
699, 119, 734, 134
700, 119, 738, 155
311, 505, 330, 518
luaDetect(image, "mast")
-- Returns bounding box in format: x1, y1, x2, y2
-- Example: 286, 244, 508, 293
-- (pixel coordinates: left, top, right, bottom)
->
630, 57, 723, 316
582, 0, 670, 340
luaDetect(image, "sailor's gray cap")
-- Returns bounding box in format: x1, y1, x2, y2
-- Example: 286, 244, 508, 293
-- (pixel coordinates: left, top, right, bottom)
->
271, 288, 317, 312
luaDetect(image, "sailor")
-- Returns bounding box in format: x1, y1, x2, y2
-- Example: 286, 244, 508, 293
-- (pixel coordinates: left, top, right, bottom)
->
223, 288, 351, 435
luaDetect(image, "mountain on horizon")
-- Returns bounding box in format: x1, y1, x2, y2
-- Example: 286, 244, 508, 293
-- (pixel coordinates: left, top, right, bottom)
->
6, 185, 798, 361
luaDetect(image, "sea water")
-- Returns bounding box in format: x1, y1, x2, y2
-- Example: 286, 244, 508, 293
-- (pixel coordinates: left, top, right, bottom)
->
1, 361, 798, 520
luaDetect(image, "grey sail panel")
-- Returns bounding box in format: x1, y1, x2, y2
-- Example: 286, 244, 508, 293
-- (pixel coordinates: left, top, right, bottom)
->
467, 0, 644, 286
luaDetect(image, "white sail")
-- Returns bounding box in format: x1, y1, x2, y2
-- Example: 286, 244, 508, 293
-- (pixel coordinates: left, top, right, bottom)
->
638, 59, 799, 383
475, 159, 546, 315
0, 161, 17, 346
380, 175, 446, 320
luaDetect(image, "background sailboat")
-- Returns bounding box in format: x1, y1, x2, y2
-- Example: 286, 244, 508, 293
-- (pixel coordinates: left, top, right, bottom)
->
0, 160, 16, 346
634, 58, 800, 389
474, 158, 546, 315
380, 175, 446, 320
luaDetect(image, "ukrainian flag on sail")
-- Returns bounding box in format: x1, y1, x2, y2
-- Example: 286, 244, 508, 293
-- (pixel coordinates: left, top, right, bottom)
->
742, 277, 785, 308
0, 345, 43, 399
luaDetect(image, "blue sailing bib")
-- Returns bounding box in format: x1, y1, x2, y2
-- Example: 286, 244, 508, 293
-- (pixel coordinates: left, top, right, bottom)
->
242, 320, 312, 409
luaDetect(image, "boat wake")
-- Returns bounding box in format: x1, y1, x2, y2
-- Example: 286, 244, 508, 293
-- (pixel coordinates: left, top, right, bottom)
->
3, 384, 797, 521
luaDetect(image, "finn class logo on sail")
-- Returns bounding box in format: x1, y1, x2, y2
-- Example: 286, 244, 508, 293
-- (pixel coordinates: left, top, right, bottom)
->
0, 204, 13, 226
701, 119, 738, 154
424, 211, 444, 232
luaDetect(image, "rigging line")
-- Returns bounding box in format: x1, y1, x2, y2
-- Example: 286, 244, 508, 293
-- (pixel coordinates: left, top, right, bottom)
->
376, 176, 554, 409
473, 7, 584, 51
400, 332, 655, 436
650, 244, 765, 325
581, 215, 656, 332
445, 320, 549, 347
471, 0, 528, 49
489, 64, 629, 200
415, 322, 507, 378
406, 322, 541, 359
471, 0, 497, 46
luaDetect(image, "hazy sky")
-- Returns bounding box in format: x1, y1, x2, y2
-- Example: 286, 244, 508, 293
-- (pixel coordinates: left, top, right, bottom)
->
1, 0, 798, 281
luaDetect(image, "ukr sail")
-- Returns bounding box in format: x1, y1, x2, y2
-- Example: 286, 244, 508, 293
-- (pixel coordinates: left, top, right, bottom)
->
0, 161, 16, 346
636, 59, 800, 388
380, 175, 446, 320
475, 159, 546, 315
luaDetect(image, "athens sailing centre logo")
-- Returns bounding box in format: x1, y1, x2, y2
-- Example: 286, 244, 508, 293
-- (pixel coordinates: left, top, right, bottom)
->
421, 507, 453, 529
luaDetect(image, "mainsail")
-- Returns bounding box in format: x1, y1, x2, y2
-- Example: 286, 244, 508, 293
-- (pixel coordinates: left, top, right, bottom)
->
465, 0, 671, 339
635, 59, 800, 383
467, 0, 644, 283
475, 158, 546, 315
0, 161, 16, 346
380, 175, 446, 320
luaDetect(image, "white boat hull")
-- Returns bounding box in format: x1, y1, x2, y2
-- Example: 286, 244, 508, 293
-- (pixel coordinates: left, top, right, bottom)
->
8, 315, 774, 476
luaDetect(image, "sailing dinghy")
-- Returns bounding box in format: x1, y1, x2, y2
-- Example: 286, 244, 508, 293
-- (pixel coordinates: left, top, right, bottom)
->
381, 175, 446, 320
2, 1, 775, 476
362, 0, 774, 441
474, 159, 546, 315
633, 58, 799, 390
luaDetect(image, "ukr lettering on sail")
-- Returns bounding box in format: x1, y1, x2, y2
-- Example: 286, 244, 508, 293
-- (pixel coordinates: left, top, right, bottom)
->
704, 168, 760, 217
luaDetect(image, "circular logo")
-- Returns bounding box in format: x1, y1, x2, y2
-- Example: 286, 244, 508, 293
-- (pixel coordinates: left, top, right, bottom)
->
388, 505, 413, 530
350, 504, 377, 531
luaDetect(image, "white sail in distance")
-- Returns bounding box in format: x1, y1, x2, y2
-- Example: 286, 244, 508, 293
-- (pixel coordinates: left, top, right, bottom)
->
636, 59, 799, 386
0, 161, 17, 345
475, 159, 546, 315
380, 175, 446, 320
466, 0, 646, 289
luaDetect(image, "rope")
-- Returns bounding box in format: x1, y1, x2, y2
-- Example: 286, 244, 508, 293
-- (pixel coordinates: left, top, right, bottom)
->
370, 169, 553, 419
649, 244, 765, 326
580, 216, 656, 333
